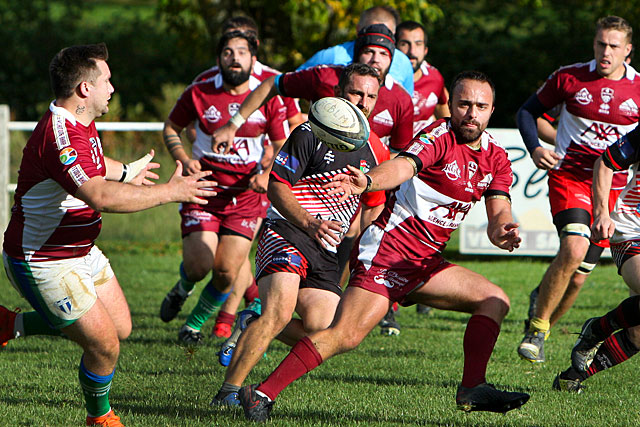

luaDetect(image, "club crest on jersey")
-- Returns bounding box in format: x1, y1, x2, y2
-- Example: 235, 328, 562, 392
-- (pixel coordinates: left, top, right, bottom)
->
360, 160, 370, 173
443, 160, 461, 181
203, 105, 222, 123
574, 88, 593, 105
324, 150, 335, 164
59, 147, 78, 165
228, 103, 240, 116
275, 151, 300, 173
619, 98, 639, 115
55, 297, 72, 315
599, 88, 614, 114
465, 161, 478, 192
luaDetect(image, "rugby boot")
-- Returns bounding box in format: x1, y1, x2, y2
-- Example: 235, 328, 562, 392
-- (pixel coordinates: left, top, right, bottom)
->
160, 280, 193, 323
86, 410, 123, 426
239, 384, 274, 422
379, 307, 400, 336
456, 383, 529, 413
571, 317, 603, 372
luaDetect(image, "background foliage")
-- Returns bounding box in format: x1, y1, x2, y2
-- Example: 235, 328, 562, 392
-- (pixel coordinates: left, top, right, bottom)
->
2, 0, 640, 127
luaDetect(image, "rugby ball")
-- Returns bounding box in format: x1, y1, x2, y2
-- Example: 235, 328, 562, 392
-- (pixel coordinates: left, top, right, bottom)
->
309, 97, 370, 152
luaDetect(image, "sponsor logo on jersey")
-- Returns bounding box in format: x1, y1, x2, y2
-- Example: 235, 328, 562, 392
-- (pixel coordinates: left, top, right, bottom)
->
360, 159, 370, 172
372, 268, 408, 289
240, 218, 258, 231
203, 105, 222, 123
372, 109, 394, 126
443, 160, 461, 181
59, 147, 78, 165
574, 88, 593, 105
599, 87, 614, 114
248, 109, 267, 124
183, 210, 212, 227
581, 122, 621, 147
275, 151, 300, 173
228, 103, 240, 116
55, 296, 72, 314
408, 141, 425, 156
53, 114, 70, 149
466, 161, 478, 192
619, 98, 639, 115
477, 173, 493, 189
429, 201, 472, 227
426, 92, 439, 108
324, 150, 335, 164
68, 164, 89, 187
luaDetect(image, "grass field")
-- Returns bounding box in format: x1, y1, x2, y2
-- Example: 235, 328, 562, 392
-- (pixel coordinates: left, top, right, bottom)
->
0, 236, 637, 426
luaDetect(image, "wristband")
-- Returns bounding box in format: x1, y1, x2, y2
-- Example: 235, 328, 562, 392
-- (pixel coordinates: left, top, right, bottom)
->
119, 164, 129, 182
365, 174, 373, 192
229, 112, 246, 129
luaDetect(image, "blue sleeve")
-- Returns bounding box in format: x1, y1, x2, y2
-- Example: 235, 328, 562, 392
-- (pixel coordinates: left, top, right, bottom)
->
297, 42, 353, 70
603, 128, 640, 171
516, 94, 548, 155
390, 50, 414, 94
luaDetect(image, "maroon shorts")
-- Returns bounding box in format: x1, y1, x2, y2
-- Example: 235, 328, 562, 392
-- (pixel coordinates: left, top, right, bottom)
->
180, 191, 268, 240
348, 225, 454, 305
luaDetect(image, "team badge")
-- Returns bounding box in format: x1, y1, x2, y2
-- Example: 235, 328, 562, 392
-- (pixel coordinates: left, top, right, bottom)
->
59, 147, 77, 165
443, 160, 461, 181
360, 159, 370, 173
466, 161, 478, 192
574, 88, 593, 105
55, 297, 72, 315
228, 103, 240, 116
599, 88, 614, 114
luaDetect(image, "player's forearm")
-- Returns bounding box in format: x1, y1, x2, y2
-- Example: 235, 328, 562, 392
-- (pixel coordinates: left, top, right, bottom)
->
485, 198, 516, 246
76, 178, 179, 213
367, 156, 415, 192
517, 94, 547, 155
234, 76, 278, 128
361, 203, 384, 229
104, 157, 124, 181
592, 157, 614, 218
268, 179, 315, 231
163, 121, 190, 163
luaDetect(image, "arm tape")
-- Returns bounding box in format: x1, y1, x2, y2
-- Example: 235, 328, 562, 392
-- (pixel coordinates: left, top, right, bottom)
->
122, 153, 153, 183
485, 194, 511, 204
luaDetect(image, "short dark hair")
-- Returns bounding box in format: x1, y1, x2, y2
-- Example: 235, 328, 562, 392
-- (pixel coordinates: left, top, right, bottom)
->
360, 6, 400, 28
596, 15, 633, 44
217, 30, 258, 58
396, 20, 427, 45
450, 71, 496, 105
222, 15, 259, 38
49, 43, 108, 100
338, 63, 382, 93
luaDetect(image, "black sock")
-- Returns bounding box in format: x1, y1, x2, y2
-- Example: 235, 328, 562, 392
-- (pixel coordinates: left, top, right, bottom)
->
586, 329, 639, 378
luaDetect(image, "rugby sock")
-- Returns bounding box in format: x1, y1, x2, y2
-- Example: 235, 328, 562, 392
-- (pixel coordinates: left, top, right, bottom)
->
530, 317, 550, 336
19, 312, 63, 337
461, 314, 500, 388
215, 310, 235, 327
243, 279, 259, 304
585, 330, 639, 377
590, 295, 640, 341
178, 262, 197, 294
78, 358, 114, 417
257, 336, 323, 400
184, 279, 230, 331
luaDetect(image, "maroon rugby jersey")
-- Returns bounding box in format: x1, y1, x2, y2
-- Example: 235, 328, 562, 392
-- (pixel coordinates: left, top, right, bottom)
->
411, 61, 447, 137
169, 73, 286, 197
371, 119, 512, 254
194, 61, 301, 121
278, 64, 414, 152
536, 60, 640, 188
268, 123, 389, 252
3, 103, 105, 261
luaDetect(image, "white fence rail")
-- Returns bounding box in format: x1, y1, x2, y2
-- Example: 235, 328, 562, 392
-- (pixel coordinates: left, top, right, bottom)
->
0, 104, 163, 247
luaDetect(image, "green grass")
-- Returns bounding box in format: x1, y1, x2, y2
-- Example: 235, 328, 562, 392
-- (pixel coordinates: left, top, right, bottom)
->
0, 240, 637, 426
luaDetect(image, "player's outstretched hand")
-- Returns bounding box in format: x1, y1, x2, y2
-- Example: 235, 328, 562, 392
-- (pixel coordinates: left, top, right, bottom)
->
211, 122, 237, 155
591, 214, 615, 242
491, 222, 521, 252
532, 147, 561, 170
324, 165, 368, 202
168, 161, 215, 204
181, 158, 202, 176
306, 218, 343, 250
129, 149, 160, 186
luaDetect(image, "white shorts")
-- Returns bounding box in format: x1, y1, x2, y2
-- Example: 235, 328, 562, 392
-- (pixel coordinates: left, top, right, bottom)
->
2, 246, 114, 329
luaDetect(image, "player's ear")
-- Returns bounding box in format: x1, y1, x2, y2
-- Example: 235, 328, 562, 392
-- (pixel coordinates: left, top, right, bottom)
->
77, 81, 91, 98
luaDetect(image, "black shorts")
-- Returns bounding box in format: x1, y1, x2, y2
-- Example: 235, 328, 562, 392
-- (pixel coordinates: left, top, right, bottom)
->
611, 240, 640, 274
254, 220, 342, 296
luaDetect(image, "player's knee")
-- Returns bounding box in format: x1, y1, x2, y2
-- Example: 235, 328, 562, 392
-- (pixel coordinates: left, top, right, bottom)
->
182, 260, 210, 282
479, 286, 510, 318
213, 267, 237, 287
335, 328, 365, 353
117, 321, 132, 341
627, 326, 640, 348
258, 309, 292, 337
89, 335, 120, 364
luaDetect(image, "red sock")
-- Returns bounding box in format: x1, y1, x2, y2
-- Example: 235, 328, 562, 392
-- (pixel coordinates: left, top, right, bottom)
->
215, 310, 235, 326
392, 302, 399, 312
243, 279, 259, 304
257, 336, 323, 400
461, 314, 500, 388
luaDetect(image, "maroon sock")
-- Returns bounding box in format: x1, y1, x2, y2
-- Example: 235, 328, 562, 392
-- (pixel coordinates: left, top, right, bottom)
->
243, 279, 259, 304
593, 295, 640, 340
586, 329, 639, 377
257, 336, 323, 400
461, 314, 500, 388
215, 310, 235, 326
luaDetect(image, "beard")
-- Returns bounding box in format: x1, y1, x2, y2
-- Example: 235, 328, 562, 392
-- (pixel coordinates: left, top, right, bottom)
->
408, 55, 422, 73
221, 64, 251, 86
452, 119, 485, 144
